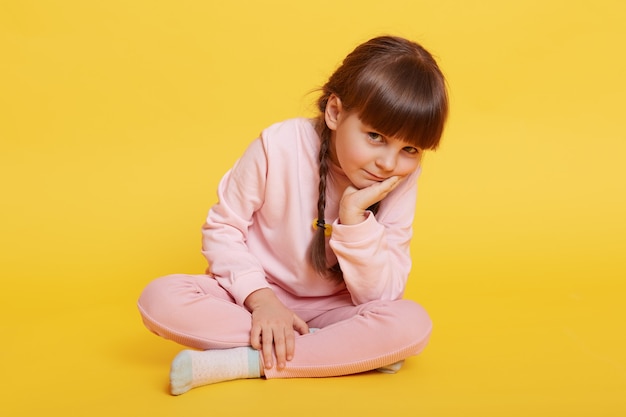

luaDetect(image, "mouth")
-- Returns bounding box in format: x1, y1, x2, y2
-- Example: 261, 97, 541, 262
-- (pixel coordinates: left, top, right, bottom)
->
364, 171, 386, 182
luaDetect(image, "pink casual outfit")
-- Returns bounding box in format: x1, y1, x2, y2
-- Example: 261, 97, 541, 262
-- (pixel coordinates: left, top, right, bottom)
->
137, 118, 432, 379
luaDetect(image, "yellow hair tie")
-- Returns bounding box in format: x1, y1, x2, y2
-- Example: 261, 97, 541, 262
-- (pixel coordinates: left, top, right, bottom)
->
312, 218, 332, 236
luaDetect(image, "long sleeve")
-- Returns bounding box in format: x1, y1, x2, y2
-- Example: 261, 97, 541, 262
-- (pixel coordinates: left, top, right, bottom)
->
201, 117, 421, 308
201, 118, 342, 306
328, 169, 419, 305
201, 138, 271, 305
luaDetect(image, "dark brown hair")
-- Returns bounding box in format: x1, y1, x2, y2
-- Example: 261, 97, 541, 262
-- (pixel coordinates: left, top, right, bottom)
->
309, 35, 449, 281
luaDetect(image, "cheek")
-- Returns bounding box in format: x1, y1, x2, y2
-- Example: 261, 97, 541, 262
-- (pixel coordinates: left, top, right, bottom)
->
338, 142, 369, 167
350, 148, 372, 166
397, 158, 421, 176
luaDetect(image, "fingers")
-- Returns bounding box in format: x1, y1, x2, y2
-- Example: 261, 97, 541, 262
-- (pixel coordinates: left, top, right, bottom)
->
273, 330, 288, 370
284, 332, 295, 363
347, 176, 401, 208
257, 327, 290, 370
284, 315, 308, 364
381, 175, 402, 191
293, 315, 310, 335
340, 176, 402, 225
251, 315, 309, 371
250, 323, 262, 351
261, 326, 275, 369
361, 176, 401, 206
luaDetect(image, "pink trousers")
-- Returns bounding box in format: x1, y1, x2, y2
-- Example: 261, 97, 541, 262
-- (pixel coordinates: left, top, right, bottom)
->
137, 274, 432, 379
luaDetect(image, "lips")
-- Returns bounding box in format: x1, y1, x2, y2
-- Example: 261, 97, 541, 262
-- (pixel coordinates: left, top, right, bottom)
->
364, 170, 386, 181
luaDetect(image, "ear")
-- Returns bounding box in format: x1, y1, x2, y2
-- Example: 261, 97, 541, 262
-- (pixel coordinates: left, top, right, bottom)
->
324, 94, 343, 131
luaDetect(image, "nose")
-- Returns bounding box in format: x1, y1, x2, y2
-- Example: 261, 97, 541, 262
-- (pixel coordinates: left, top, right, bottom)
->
375, 150, 397, 172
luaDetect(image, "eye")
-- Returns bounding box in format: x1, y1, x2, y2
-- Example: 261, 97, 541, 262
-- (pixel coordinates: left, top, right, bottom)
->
367, 132, 384, 142
403, 146, 421, 155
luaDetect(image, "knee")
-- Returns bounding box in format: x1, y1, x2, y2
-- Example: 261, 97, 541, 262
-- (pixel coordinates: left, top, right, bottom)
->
400, 299, 432, 338
379, 299, 432, 345
137, 274, 191, 323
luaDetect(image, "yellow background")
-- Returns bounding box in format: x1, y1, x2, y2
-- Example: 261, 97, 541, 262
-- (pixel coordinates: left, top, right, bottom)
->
1, 1, 625, 416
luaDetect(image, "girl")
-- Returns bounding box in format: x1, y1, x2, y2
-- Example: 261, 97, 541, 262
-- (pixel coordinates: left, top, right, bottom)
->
138, 35, 448, 395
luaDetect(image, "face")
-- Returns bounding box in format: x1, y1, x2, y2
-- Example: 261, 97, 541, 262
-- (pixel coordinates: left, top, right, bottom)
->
326, 97, 422, 190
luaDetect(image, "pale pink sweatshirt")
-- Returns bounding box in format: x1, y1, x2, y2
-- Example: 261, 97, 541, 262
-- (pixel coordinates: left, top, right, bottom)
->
201, 118, 420, 307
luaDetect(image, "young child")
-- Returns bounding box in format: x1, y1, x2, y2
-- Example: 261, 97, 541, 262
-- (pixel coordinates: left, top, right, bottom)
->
137, 35, 449, 395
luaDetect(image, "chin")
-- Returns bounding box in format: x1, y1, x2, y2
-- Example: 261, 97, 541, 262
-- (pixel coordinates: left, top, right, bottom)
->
356, 180, 378, 189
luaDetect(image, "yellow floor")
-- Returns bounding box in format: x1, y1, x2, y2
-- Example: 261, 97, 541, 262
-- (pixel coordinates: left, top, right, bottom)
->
1, 1, 625, 416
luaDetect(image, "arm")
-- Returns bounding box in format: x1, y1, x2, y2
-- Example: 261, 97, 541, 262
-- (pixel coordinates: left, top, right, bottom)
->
202, 138, 272, 305
244, 289, 309, 370
202, 132, 309, 369
330, 173, 418, 305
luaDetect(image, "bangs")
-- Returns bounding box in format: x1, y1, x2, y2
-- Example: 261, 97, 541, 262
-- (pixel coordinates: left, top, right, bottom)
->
350, 57, 448, 150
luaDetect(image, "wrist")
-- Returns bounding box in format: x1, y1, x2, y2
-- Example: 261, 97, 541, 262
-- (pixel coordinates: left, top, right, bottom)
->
244, 288, 276, 311
338, 209, 368, 225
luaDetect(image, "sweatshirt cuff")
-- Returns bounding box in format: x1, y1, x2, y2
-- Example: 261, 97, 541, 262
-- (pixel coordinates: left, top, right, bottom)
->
330, 211, 382, 243
226, 272, 271, 307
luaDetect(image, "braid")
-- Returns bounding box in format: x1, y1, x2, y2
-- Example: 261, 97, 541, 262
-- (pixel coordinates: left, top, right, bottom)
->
306, 35, 448, 283
308, 115, 344, 282
308, 124, 330, 272
309, 121, 380, 282
316, 137, 329, 234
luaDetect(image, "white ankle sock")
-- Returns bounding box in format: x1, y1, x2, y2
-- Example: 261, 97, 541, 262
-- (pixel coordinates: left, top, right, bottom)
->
376, 360, 405, 374
169, 347, 261, 395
